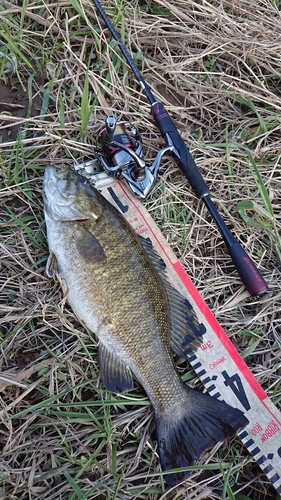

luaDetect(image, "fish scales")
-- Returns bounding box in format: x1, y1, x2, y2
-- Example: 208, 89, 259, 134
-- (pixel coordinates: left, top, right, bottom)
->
45, 179, 184, 412
43, 166, 249, 486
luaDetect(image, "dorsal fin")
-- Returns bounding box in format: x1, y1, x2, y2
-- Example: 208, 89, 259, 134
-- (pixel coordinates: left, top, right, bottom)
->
138, 235, 166, 273
165, 282, 206, 357
138, 235, 206, 357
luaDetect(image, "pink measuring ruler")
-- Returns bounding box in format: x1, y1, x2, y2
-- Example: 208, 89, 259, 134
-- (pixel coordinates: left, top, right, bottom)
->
91, 173, 281, 492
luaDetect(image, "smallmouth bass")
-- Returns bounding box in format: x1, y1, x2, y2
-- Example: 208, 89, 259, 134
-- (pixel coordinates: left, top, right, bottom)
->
43, 166, 248, 486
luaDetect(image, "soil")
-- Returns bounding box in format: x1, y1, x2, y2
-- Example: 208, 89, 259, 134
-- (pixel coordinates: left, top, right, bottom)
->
0, 78, 40, 142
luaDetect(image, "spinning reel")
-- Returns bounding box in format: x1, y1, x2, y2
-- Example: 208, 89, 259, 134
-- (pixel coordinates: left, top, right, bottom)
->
94, 115, 174, 198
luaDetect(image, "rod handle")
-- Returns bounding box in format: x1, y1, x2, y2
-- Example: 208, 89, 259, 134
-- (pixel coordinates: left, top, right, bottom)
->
151, 102, 209, 198
228, 242, 268, 295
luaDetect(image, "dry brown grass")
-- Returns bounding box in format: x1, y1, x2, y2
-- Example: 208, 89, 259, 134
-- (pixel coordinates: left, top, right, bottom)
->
0, 0, 281, 498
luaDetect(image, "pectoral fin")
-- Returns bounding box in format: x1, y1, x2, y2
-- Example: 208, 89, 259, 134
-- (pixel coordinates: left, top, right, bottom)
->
45, 251, 59, 278
73, 225, 107, 263
98, 343, 134, 393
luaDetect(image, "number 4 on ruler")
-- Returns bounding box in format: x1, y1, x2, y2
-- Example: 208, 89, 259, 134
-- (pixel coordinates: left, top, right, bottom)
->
222, 370, 251, 411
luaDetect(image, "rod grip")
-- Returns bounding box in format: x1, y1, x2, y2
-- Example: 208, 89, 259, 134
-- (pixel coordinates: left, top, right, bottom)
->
151, 102, 209, 198
228, 242, 268, 295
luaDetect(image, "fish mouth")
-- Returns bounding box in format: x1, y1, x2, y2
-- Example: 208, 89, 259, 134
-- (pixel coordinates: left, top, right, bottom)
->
43, 165, 61, 186
44, 166, 76, 200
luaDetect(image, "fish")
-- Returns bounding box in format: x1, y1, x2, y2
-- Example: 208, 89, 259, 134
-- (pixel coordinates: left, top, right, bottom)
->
43, 165, 249, 486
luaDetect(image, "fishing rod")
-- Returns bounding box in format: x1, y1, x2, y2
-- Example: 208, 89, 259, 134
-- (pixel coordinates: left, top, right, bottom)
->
91, 0, 268, 296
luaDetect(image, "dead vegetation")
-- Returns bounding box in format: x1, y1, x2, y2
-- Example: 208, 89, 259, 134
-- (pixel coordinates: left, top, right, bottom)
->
0, 0, 281, 498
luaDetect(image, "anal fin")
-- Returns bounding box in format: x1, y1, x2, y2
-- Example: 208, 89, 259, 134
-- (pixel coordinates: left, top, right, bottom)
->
98, 343, 134, 393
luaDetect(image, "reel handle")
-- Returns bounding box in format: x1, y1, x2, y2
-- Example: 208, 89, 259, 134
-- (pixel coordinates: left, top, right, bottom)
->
103, 115, 116, 143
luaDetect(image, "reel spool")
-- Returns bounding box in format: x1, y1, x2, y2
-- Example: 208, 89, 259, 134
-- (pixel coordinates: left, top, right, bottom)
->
95, 115, 173, 198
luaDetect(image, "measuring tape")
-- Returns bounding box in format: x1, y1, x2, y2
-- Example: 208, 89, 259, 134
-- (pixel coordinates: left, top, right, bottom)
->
77, 167, 281, 492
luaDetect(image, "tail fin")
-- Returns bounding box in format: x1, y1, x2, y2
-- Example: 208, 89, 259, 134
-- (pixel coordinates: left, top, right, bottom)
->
155, 389, 249, 486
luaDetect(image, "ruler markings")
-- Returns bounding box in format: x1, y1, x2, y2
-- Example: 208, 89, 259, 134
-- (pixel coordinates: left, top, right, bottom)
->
239, 430, 248, 439
210, 392, 221, 400
187, 354, 197, 362
173, 261, 268, 402
264, 464, 274, 474
251, 447, 262, 456
206, 384, 217, 393
201, 376, 211, 384
192, 361, 202, 370
244, 438, 255, 448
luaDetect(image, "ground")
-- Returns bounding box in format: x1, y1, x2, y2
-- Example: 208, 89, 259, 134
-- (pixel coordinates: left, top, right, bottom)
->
0, 1, 281, 499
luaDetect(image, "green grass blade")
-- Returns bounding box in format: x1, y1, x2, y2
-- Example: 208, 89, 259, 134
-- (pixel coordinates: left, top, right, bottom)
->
241, 339, 260, 359
234, 94, 268, 133
69, 0, 88, 22
81, 71, 90, 133
247, 152, 274, 217
0, 26, 34, 70
63, 470, 86, 500
236, 200, 273, 229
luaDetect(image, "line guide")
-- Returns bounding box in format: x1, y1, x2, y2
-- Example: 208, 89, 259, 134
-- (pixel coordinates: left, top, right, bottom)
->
93, 173, 281, 493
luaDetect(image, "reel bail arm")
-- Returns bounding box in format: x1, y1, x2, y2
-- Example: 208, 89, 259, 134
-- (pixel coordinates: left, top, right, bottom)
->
94, 115, 174, 198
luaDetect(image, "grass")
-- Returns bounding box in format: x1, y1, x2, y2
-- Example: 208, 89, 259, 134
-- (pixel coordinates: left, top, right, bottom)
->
1, 0, 281, 498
